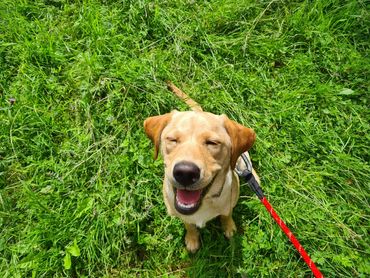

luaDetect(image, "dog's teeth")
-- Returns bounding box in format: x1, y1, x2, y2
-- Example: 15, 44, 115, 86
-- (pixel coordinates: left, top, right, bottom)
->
175, 194, 198, 209
177, 201, 196, 209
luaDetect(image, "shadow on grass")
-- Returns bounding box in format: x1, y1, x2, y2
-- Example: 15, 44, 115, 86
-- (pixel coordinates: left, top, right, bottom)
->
185, 183, 257, 277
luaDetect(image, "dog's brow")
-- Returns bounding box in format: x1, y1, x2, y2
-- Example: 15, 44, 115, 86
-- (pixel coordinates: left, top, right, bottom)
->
164, 130, 182, 139
200, 131, 221, 141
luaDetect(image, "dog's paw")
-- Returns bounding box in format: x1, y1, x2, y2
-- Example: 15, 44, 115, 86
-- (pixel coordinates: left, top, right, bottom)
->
224, 222, 236, 239
185, 232, 200, 253
221, 216, 236, 239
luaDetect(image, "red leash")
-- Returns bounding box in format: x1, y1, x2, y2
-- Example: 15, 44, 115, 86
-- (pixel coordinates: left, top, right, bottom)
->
238, 154, 324, 278
261, 197, 323, 278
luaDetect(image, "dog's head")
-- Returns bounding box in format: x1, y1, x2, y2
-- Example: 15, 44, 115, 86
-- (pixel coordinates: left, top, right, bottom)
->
144, 111, 256, 215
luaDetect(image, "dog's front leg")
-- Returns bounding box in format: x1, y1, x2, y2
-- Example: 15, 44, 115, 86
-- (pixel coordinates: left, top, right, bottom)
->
184, 222, 200, 253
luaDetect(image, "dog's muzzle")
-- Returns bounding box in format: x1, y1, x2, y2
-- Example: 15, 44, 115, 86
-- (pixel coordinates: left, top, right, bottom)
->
172, 161, 219, 215
172, 161, 203, 215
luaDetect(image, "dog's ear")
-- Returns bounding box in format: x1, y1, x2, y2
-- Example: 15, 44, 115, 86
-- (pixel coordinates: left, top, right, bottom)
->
223, 116, 256, 169
144, 113, 172, 159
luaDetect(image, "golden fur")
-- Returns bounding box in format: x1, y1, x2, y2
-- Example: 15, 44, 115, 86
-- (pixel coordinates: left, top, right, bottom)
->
144, 110, 257, 252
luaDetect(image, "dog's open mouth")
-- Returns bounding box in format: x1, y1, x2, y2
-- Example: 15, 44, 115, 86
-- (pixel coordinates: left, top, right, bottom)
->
173, 173, 219, 215
174, 188, 203, 215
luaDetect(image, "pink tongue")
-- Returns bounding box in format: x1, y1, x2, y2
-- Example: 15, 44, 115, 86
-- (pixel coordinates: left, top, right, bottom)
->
176, 189, 202, 205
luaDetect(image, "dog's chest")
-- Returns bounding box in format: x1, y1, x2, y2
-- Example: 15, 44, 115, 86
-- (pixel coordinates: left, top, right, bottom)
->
184, 196, 233, 227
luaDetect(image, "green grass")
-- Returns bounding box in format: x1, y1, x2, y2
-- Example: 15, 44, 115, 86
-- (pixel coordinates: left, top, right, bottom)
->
0, 0, 369, 277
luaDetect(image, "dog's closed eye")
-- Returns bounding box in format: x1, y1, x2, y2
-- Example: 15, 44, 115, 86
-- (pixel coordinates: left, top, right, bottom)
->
205, 140, 220, 146
166, 137, 179, 144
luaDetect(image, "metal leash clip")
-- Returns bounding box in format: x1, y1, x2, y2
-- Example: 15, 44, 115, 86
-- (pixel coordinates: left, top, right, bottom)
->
235, 153, 264, 200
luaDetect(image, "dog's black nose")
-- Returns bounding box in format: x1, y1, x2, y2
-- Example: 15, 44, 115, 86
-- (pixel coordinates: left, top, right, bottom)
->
173, 161, 200, 186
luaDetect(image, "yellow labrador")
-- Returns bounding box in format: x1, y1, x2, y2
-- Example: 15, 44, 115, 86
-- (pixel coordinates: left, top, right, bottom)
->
144, 110, 256, 252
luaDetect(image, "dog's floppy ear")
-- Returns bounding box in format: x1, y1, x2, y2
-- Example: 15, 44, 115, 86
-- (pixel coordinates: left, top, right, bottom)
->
144, 113, 172, 159
223, 116, 256, 169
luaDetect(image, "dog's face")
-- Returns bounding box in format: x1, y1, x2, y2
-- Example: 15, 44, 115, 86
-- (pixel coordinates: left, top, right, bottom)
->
144, 111, 255, 215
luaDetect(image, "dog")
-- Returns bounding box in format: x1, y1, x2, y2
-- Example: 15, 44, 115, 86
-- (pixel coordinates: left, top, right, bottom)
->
144, 108, 258, 252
